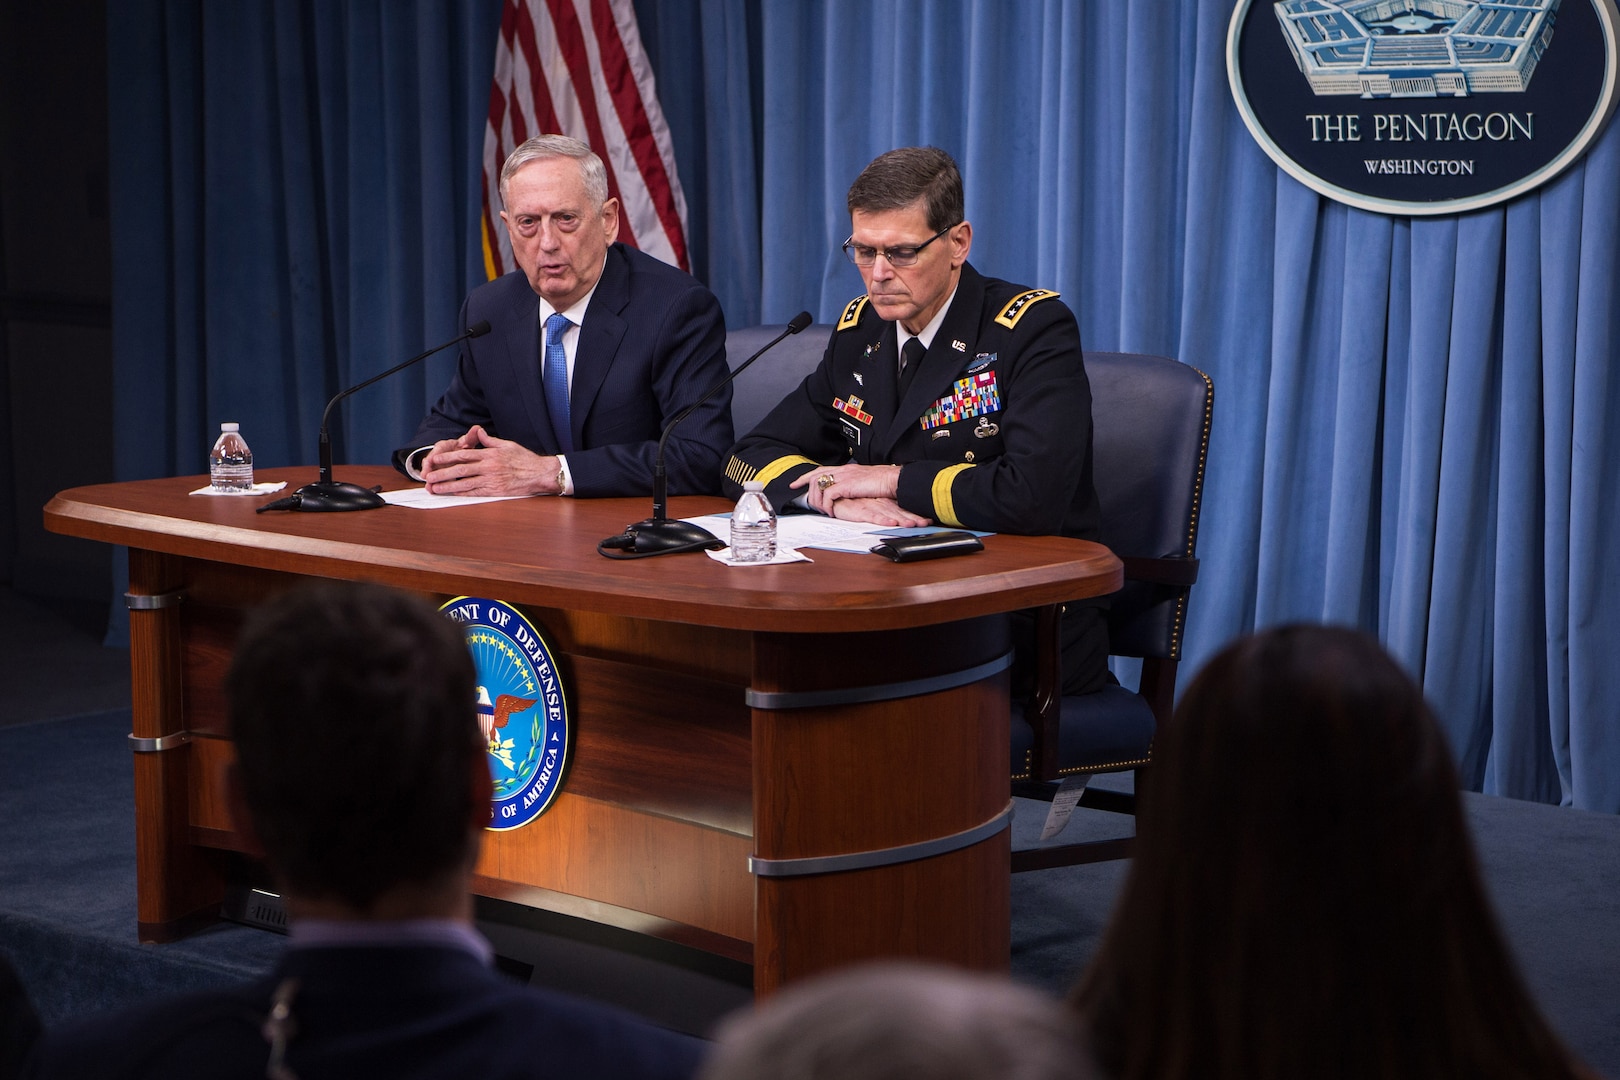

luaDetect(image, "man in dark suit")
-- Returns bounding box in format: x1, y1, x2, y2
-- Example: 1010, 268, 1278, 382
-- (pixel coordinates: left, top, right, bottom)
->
396, 134, 732, 498
24, 582, 703, 1080
0, 955, 40, 1080
723, 147, 1107, 694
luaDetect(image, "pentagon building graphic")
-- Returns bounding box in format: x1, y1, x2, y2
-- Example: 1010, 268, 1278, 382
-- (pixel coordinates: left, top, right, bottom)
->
1274, 0, 1560, 97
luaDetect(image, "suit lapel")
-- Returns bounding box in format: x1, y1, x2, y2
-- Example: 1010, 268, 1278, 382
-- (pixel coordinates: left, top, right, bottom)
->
875, 265, 985, 459
567, 246, 630, 443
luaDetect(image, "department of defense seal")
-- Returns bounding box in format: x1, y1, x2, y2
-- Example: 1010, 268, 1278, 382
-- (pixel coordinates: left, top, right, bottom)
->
441, 596, 570, 831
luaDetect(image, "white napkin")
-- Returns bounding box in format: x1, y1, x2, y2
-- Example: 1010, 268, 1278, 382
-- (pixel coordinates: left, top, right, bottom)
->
705, 546, 813, 567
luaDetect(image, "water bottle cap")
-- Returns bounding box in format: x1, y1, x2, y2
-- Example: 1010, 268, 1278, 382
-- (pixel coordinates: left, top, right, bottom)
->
221, 422, 240, 432
743, 480, 764, 492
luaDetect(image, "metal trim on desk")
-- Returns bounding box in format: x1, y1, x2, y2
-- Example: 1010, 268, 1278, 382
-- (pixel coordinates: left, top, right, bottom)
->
750, 802, 1013, 878
129, 732, 191, 753
745, 651, 1012, 710
126, 589, 185, 610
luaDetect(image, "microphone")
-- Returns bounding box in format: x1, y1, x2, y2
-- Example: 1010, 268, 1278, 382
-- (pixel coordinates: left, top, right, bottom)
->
599, 311, 814, 558
260, 320, 493, 513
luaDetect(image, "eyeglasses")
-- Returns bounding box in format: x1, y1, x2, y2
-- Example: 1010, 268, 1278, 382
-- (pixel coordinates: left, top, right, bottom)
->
842, 224, 958, 268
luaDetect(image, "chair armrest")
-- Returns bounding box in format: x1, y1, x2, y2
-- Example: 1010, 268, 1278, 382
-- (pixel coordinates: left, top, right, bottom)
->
1120, 555, 1199, 587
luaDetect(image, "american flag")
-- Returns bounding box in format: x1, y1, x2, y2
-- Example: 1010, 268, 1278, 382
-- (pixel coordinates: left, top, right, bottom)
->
481, 0, 690, 278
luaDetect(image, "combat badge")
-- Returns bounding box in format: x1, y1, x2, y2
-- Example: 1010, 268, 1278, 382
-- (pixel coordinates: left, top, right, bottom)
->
441, 597, 571, 831
966, 352, 996, 373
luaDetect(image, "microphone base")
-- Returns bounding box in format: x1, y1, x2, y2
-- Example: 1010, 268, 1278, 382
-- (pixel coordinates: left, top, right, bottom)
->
599, 518, 724, 558
289, 480, 387, 512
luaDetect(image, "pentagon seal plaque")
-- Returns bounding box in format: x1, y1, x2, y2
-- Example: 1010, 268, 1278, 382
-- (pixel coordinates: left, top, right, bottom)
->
1228, 0, 1620, 214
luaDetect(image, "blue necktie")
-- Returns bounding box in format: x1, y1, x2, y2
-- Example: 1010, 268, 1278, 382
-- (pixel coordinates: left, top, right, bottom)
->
543, 312, 572, 453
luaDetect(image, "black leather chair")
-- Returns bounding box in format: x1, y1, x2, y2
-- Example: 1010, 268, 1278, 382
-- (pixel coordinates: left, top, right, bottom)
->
725, 323, 833, 436
1010, 351, 1213, 870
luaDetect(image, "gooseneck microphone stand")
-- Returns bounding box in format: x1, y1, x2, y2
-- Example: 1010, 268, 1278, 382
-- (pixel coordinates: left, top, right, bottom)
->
259, 320, 492, 512
599, 311, 814, 557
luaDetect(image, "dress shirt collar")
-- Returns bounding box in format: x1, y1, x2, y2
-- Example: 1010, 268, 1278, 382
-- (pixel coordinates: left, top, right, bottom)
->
288, 917, 495, 966
538, 255, 607, 329
895, 280, 961, 357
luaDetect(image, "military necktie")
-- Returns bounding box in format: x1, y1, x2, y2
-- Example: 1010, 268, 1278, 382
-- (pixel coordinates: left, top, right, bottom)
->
898, 336, 926, 400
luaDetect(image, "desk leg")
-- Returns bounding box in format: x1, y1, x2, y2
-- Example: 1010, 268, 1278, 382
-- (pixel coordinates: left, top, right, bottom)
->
129, 549, 223, 942
749, 621, 1012, 995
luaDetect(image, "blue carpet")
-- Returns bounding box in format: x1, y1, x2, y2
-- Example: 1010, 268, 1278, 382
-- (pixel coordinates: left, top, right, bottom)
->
1462, 793, 1620, 1072
0, 710, 282, 1022
1, 712, 1616, 1075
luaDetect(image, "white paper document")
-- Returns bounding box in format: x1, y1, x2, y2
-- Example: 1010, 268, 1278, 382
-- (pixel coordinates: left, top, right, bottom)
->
680, 513, 970, 555
1040, 774, 1092, 840
379, 487, 532, 509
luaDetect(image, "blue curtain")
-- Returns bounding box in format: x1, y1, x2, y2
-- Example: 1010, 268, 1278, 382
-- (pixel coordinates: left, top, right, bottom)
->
108, 0, 502, 485
109, 0, 1620, 812
632, 0, 763, 326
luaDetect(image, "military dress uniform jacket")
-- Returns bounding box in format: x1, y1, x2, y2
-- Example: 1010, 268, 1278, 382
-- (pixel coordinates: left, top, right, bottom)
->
723, 262, 1100, 543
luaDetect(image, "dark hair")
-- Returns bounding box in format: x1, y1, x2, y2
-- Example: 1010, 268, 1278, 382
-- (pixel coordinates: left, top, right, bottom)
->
226, 581, 481, 911
1072, 625, 1586, 1080
846, 146, 964, 233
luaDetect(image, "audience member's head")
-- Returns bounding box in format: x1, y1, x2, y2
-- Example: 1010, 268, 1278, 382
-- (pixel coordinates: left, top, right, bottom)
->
701, 962, 1095, 1080
1071, 624, 1587, 1080
226, 581, 487, 918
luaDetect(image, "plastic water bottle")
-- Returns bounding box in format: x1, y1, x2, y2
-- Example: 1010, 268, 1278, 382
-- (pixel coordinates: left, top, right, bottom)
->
209, 422, 254, 492
730, 481, 777, 563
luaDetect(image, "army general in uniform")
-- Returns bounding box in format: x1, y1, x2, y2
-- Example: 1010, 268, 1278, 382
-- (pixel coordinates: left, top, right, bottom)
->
722, 146, 1108, 694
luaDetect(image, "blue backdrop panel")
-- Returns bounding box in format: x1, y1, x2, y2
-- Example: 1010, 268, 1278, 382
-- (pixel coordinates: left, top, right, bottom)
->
108, 0, 1620, 811
108, 0, 500, 484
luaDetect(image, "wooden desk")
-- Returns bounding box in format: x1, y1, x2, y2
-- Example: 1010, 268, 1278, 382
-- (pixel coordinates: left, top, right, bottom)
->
45, 466, 1121, 993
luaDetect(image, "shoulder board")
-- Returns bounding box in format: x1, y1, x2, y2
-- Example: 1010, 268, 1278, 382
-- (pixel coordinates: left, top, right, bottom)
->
837, 295, 870, 331
994, 289, 1060, 330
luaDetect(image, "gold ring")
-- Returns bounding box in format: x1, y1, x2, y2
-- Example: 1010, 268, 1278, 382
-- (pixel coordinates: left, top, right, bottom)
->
816, 473, 836, 491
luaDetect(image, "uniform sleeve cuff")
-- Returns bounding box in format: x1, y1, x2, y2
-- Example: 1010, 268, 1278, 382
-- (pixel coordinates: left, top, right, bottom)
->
898, 461, 972, 527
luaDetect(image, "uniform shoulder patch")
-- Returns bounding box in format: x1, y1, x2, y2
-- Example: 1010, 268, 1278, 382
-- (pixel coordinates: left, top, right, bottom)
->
837, 295, 870, 331
994, 289, 1060, 330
